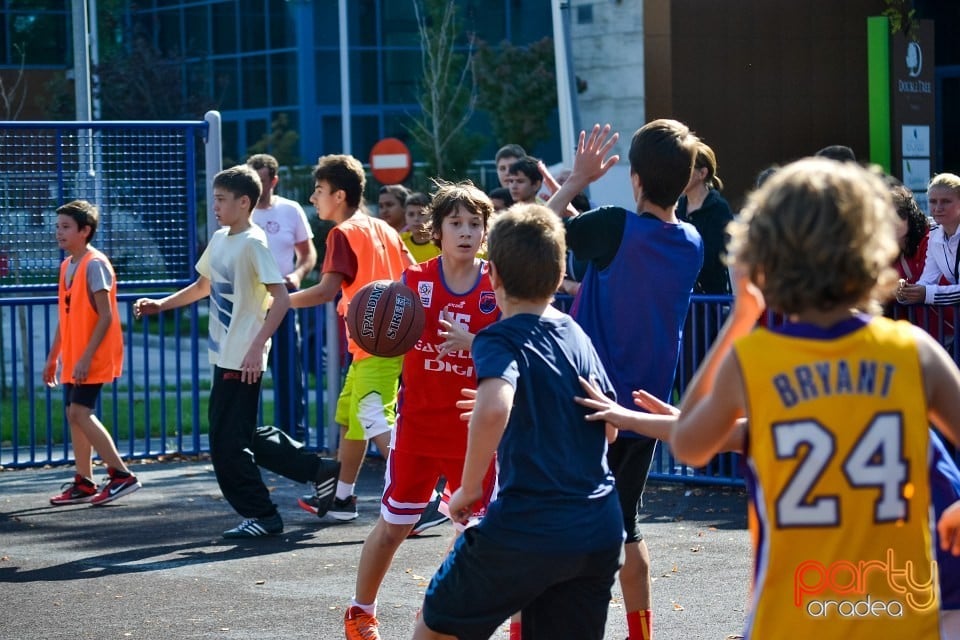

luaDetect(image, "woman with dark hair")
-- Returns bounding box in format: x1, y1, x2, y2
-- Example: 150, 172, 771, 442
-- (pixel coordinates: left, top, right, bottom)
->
892, 183, 931, 284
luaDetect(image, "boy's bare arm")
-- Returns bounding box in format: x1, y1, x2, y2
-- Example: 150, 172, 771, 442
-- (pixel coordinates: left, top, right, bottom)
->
239, 282, 290, 384
448, 378, 513, 523
290, 272, 344, 308
134, 276, 211, 317
43, 326, 62, 385
546, 124, 620, 219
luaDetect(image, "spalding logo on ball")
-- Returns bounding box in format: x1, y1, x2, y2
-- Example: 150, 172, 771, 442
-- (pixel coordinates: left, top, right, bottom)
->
346, 280, 426, 358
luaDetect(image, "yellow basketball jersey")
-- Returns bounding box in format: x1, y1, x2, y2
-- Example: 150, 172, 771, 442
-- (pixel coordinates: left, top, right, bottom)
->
735, 316, 940, 638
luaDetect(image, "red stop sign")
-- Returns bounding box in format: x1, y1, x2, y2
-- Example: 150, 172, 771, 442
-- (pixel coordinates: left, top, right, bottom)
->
369, 138, 412, 185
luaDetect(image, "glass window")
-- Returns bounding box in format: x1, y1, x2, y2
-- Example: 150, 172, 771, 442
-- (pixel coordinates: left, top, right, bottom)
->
314, 51, 341, 105
351, 0, 378, 47
212, 2, 238, 55
312, 0, 339, 46
246, 118, 268, 152
349, 50, 379, 104
322, 114, 343, 154
186, 60, 212, 98
351, 115, 381, 162
382, 50, 420, 105
509, 0, 552, 44
157, 10, 182, 55
270, 52, 298, 106
465, 0, 506, 43
381, 2, 417, 47
9, 0, 62, 8
240, 0, 266, 52
213, 58, 239, 110
184, 5, 210, 55
269, 0, 295, 49
10, 11, 68, 65
221, 119, 239, 163
242, 54, 268, 109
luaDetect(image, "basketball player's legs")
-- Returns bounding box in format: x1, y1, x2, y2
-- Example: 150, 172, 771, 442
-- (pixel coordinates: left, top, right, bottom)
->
65, 383, 131, 474
333, 355, 402, 517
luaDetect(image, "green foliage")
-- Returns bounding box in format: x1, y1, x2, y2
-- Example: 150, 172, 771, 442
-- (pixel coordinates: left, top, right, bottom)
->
882, 0, 919, 40
245, 114, 301, 167
474, 37, 558, 152
405, 0, 484, 183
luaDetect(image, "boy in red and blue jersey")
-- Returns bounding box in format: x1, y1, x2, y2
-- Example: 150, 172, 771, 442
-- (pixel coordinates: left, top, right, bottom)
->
343, 181, 499, 640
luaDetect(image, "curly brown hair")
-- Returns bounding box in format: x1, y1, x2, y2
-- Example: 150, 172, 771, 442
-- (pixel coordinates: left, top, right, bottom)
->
728, 158, 899, 315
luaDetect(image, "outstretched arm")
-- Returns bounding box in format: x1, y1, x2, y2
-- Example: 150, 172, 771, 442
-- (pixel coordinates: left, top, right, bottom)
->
546, 124, 619, 219
290, 271, 345, 308
135, 276, 211, 318
939, 500, 960, 556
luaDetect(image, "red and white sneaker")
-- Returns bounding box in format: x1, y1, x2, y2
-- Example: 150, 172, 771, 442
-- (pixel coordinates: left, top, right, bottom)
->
90, 468, 141, 506
49, 474, 97, 505
344, 605, 381, 640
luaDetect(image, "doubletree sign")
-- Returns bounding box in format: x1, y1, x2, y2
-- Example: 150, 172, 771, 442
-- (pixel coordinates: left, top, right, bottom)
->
891, 20, 935, 210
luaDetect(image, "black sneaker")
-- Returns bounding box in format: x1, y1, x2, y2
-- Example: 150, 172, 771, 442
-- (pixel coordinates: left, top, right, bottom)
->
222, 512, 283, 538
328, 495, 359, 521
296, 458, 340, 518
408, 493, 448, 537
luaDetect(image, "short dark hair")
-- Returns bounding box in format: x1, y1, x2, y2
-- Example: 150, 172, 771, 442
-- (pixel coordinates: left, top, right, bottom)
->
495, 143, 526, 163
891, 184, 929, 260
213, 165, 261, 212
628, 119, 698, 210
487, 187, 513, 208
507, 156, 542, 184
404, 191, 431, 208
314, 154, 366, 209
245, 153, 279, 179
487, 204, 565, 301
427, 180, 493, 248
379, 184, 410, 203
814, 145, 856, 163
56, 200, 100, 244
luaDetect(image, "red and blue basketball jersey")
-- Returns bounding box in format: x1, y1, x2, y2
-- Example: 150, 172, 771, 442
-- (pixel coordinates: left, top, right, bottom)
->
398, 257, 500, 457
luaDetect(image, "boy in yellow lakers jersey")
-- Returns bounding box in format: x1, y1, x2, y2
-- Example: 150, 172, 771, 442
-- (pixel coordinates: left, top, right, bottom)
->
669, 158, 960, 639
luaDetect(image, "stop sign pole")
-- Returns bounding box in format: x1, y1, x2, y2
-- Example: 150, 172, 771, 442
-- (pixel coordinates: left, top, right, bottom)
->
369, 138, 413, 185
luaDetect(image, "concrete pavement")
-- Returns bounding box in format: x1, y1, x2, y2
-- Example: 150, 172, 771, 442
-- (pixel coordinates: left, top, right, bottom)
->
0, 457, 751, 639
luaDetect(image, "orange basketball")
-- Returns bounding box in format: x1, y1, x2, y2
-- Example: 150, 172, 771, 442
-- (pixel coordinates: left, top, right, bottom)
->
345, 280, 426, 357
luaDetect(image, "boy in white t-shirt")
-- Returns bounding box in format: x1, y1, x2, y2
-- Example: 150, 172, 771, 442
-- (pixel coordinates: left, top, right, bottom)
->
135, 165, 339, 538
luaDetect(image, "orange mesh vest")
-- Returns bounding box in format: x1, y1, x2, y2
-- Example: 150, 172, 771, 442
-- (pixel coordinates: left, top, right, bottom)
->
336, 214, 412, 360
58, 249, 124, 384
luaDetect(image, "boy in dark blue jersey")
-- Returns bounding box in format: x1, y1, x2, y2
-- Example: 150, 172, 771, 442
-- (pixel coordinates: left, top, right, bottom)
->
413, 204, 623, 640
547, 121, 703, 640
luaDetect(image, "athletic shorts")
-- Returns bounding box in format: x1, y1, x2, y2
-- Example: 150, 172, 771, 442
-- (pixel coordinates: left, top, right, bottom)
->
380, 449, 496, 526
607, 436, 658, 544
64, 383, 103, 409
422, 526, 621, 640
334, 355, 402, 441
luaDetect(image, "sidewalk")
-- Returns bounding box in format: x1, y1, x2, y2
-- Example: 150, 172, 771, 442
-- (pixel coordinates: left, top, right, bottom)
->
0, 458, 751, 640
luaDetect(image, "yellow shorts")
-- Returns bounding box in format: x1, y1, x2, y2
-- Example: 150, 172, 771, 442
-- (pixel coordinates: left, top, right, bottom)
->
335, 355, 402, 441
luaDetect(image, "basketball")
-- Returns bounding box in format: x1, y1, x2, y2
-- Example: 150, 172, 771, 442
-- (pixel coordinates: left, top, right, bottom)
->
345, 280, 426, 357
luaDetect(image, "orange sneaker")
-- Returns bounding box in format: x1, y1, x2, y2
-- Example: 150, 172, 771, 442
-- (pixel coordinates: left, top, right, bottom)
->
344, 605, 381, 640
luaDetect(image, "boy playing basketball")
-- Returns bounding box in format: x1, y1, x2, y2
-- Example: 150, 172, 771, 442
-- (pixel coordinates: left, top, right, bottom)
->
669, 158, 960, 638
344, 181, 499, 640
413, 204, 622, 640
291, 154, 414, 521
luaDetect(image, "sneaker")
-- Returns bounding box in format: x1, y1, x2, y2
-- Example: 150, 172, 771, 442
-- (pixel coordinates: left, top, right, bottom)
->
222, 512, 283, 539
344, 605, 381, 640
49, 474, 97, 505
408, 493, 448, 537
90, 468, 141, 506
296, 458, 341, 517
328, 495, 359, 521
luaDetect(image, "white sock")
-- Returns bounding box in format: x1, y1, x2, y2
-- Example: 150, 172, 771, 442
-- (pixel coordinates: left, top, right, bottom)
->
351, 598, 376, 616
336, 481, 355, 500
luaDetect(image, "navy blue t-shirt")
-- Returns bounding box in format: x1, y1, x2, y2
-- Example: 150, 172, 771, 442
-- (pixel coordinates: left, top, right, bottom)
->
471, 309, 624, 553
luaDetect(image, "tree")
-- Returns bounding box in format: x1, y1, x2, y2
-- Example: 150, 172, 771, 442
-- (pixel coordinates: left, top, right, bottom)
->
244, 114, 301, 167
474, 37, 557, 153
405, 0, 484, 183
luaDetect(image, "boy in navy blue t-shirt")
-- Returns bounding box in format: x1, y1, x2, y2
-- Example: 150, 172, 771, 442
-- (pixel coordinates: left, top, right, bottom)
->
413, 204, 623, 640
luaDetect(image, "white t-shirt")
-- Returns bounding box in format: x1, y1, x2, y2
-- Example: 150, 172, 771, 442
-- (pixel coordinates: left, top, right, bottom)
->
251, 196, 313, 276
195, 225, 284, 370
